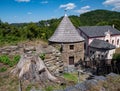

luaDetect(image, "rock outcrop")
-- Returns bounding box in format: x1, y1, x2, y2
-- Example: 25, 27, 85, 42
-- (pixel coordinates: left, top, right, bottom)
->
58, 73, 120, 91
36, 45, 64, 76
12, 53, 59, 83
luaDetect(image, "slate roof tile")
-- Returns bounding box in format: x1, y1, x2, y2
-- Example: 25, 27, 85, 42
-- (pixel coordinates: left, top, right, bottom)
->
79, 26, 120, 38
89, 39, 116, 50
48, 14, 84, 43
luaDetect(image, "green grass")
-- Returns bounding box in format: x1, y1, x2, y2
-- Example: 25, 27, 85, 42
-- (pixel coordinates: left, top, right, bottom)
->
63, 73, 78, 83
44, 86, 54, 91
0, 55, 20, 67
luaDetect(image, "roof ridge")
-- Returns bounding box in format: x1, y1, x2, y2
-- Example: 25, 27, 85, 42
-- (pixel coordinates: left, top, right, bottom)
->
49, 15, 84, 43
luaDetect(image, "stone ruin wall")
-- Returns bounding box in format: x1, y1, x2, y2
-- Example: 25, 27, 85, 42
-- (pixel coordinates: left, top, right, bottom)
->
50, 41, 84, 67
0, 44, 63, 76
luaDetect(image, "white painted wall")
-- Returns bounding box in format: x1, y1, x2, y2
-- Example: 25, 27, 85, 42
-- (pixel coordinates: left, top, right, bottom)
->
107, 49, 115, 59
79, 29, 120, 56
89, 47, 115, 60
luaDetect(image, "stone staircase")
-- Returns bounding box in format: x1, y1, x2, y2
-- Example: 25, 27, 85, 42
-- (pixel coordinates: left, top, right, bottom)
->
44, 50, 64, 76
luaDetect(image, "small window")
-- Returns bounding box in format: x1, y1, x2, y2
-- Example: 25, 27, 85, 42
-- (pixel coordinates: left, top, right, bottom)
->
70, 45, 74, 50
69, 56, 74, 65
84, 43, 86, 50
106, 40, 109, 42
101, 55, 104, 58
117, 39, 119, 45
112, 40, 114, 44
90, 50, 92, 54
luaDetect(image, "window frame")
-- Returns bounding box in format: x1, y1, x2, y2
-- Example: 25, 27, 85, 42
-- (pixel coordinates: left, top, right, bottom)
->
69, 56, 74, 65
69, 45, 74, 50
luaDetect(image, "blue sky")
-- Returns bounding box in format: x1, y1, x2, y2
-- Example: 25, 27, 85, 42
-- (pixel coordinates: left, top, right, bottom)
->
0, 0, 120, 23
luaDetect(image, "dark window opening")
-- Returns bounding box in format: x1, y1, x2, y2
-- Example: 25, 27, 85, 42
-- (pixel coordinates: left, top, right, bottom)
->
84, 43, 86, 50
101, 55, 104, 58
112, 40, 114, 44
106, 40, 109, 42
69, 56, 74, 65
70, 45, 74, 50
117, 39, 119, 45
90, 50, 92, 54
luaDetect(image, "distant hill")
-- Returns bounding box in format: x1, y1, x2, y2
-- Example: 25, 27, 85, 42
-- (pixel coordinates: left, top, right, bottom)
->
79, 9, 120, 29
1, 9, 120, 45
11, 9, 120, 29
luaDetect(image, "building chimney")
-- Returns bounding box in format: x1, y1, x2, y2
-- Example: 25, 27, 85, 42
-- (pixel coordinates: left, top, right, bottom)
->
112, 24, 115, 28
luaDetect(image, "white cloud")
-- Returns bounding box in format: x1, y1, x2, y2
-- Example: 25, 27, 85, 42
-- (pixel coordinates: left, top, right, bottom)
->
59, 3, 76, 10
41, 1, 48, 4
75, 5, 91, 14
27, 12, 32, 15
15, 0, 30, 2
103, 0, 120, 11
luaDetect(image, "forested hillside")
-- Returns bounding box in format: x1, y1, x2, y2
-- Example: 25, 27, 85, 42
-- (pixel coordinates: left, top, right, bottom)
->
80, 9, 120, 30
0, 9, 120, 45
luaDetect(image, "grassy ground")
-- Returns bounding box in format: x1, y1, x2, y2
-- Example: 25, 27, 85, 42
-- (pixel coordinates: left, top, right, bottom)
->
0, 64, 19, 91
63, 72, 78, 83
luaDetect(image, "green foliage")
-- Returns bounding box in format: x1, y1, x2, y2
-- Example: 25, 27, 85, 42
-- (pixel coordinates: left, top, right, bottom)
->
80, 9, 120, 28
0, 55, 10, 65
26, 84, 33, 91
113, 53, 120, 61
39, 53, 45, 60
0, 67, 7, 72
0, 9, 120, 45
13, 55, 20, 64
0, 55, 20, 67
63, 73, 78, 83
44, 86, 53, 91
69, 15, 82, 27
96, 21, 109, 26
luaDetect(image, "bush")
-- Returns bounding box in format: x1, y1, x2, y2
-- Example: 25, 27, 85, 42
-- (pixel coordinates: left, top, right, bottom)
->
39, 53, 45, 60
0, 55, 20, 67
13, 55, 20, 64
44, 86, 53, 91
0, 55, 10, 65
113, 53, 120, 61
0, 67, 7, 72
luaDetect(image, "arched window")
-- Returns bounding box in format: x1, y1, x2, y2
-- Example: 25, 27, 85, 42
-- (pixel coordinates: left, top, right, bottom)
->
106, 40, 109, 42
117, 39, 119, 45
112, 40, 114, 44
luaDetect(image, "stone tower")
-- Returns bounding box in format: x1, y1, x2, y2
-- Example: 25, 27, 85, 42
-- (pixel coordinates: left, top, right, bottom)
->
48, 14, 84, 71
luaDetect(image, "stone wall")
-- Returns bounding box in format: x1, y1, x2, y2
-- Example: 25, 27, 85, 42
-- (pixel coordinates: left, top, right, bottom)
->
0, 44, 63, 76
50, 41, 84, 68
0, 45, 23, 55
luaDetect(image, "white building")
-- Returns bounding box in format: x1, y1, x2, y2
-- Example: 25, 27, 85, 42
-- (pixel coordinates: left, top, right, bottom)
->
78, 26, 120, 60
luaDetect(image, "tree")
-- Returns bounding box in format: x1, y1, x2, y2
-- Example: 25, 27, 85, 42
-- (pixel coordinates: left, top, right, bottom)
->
113, 53, 120, 61
96, 21, 109, 26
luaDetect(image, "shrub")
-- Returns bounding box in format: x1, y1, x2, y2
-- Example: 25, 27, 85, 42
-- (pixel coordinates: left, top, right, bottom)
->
0, 67, 7, 72
113, 53, 120, 61
0, 55, 20, 67
13, 55, 20, 64
39, 53, 45, 60
0, 55, 10, 65
44, 86, 53, 91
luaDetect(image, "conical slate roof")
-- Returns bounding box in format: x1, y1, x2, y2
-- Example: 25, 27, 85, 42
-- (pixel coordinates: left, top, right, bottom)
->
48, 14, 84, 43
